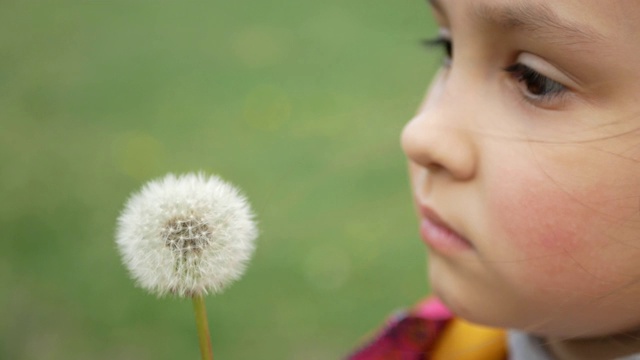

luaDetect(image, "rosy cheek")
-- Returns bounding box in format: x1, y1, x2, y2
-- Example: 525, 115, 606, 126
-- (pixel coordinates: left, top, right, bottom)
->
484, 167, 600, 273
485, 169, 635, 303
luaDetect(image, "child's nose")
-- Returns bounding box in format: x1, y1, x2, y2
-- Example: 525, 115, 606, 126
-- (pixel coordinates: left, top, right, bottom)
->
400, 95, 477, 181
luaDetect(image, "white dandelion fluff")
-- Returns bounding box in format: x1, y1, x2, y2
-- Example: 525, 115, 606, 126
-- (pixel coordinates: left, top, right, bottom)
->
116, 172, 258, 297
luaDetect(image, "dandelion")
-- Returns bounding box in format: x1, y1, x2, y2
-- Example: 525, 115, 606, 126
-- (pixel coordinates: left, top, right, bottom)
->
116, 172, 258, 360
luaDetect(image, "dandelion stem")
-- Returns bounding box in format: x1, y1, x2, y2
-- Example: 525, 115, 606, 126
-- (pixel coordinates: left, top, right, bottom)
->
192, 295, 214, 360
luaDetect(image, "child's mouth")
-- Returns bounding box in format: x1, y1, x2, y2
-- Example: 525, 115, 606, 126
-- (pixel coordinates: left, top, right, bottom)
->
419, 205, 474, 254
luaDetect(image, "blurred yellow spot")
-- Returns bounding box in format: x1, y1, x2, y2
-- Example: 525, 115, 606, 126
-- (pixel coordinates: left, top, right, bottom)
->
112, 132, 164, 181
232, 26, 288, 68
243, 85, 291, 131
345, 220, 381, 266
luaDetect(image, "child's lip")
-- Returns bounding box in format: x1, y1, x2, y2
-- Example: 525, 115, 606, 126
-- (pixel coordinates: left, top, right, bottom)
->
420, 205, 451, 230
418, 204, 474, 254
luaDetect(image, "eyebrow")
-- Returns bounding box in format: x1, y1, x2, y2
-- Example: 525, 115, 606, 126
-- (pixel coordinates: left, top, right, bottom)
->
427, 0, 605, 44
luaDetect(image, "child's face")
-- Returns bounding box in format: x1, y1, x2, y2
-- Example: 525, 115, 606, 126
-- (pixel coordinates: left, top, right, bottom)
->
403, 0, 640, 338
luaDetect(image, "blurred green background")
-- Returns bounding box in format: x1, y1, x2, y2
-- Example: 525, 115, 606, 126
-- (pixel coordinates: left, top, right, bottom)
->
1, 0, 440, 358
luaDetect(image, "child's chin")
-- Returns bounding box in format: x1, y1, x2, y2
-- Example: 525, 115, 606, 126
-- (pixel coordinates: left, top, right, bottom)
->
435, 289, 490, 324
430, 273, 518, 330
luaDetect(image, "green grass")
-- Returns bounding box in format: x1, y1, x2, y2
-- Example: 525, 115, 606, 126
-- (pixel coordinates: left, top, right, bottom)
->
1, 0, 440, 358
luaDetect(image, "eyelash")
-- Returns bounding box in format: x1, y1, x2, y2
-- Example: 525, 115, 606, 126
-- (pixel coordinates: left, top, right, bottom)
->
423, 36, 452, 66
423, 36, 568, 103
503, 63, 566, 101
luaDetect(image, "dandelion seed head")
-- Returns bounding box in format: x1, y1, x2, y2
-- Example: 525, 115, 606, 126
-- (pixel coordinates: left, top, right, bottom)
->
116, 172, 258, 297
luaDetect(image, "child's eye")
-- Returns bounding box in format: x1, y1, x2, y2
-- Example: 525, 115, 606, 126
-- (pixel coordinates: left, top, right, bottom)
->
422, 35, 452, 66
504, 63, 567, 102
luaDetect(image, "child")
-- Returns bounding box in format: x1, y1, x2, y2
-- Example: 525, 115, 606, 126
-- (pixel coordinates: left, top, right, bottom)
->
351, 0, 640, 359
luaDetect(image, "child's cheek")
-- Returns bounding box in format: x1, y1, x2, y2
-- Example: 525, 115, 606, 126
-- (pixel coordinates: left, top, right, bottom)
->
485, 168, 602, 287
490, 174, 582, 253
